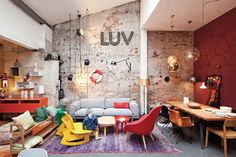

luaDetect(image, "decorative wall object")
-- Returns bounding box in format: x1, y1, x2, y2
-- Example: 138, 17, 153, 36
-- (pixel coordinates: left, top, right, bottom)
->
100, 31, 134, 46
89, 69, 103, 84
53, 2, 140, 100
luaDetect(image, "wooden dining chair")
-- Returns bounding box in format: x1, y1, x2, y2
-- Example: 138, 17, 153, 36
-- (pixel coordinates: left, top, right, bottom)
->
205, 118, 236, 157
169, 109, 194, 144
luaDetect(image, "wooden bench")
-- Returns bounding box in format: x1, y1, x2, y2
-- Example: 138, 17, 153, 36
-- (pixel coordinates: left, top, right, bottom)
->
9, 116, 57, 157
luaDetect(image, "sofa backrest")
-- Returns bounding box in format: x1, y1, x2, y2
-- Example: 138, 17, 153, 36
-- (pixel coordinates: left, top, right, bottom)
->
105, 98, 130, 108
80, 98, 105, 108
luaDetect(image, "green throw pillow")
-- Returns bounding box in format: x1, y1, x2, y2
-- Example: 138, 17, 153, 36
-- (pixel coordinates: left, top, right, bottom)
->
35, 107, 48, 122
46, 105, 58, 117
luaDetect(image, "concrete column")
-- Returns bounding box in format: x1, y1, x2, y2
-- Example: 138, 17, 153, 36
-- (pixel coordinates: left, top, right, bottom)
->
140, 29, 148, 114
140, 0, 149, 115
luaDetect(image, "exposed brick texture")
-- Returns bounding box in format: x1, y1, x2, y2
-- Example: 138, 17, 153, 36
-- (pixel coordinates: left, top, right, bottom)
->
147, 31, 194, 104
53, 2, 140, 101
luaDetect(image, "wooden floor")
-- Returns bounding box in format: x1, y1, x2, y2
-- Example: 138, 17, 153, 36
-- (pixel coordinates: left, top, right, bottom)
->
0, 144, 10, 157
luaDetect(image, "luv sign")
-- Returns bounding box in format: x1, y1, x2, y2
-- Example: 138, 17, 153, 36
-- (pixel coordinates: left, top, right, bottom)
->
100, 31, 134, 46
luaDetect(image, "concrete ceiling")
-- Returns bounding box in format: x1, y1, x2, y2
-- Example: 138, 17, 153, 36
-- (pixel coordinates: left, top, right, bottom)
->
144, 0, 236, 31
22, 0, 136, 26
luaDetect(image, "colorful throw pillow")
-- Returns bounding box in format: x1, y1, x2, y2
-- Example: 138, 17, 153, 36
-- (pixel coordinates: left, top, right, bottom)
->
35, 107, 48, 122
12, 111, 35, 130
0, 122, 20, 145
114, 102, 129, 109
0, 122, 17, 133
0, 132, 20, 145
46, 105, 58, 117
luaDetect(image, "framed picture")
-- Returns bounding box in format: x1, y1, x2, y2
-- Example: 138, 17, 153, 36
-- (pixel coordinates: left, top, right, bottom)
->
206, 75, 222, 89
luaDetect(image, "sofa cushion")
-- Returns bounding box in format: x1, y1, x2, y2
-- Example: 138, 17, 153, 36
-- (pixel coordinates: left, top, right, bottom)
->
12, 111, 35, 130
104, 108, 132, 116
80, 98, 105, 108
105, 98, 130, 108
46, 105, 58, 117
75, 108, 104, 117
114, 102, 129, 109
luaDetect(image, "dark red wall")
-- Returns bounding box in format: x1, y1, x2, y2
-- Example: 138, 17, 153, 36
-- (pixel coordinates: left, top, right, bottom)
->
194, 7, 236, 109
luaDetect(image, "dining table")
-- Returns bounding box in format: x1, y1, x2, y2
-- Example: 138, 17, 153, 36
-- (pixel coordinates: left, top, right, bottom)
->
166, 101, 228, 149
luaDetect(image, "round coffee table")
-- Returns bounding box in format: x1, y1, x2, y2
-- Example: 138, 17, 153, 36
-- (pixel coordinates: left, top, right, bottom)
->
98, 116, 115, 137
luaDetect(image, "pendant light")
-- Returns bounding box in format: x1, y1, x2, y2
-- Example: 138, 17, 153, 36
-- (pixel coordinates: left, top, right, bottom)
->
184, 20, 200, 62
200, 82, 207, 89
167, 14, 179, 72
76, 10, 84, 36
84, 9, 90, 66
68, 14, 73, 81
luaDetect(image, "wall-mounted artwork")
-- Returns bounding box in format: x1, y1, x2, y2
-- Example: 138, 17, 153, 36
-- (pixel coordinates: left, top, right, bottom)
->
206, 75, 222, 88
100, 31, 134, 46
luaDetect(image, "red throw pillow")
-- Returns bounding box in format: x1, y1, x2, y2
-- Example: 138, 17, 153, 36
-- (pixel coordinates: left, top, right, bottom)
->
114, 102, 129, 109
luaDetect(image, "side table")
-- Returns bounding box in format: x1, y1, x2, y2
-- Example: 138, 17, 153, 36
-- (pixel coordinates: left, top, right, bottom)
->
98, 116, 116, 137
115, 116, 130, 134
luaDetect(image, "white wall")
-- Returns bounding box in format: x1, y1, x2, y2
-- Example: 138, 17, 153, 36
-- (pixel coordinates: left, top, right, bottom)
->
140, 0, 160, 114
0, 0, 51, 49
140, 0, 160, 27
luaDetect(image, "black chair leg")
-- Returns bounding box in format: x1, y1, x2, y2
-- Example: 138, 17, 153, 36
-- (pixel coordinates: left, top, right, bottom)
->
161, 121, 170, 133
176, 128, 181, 144
189, 127, 193, 144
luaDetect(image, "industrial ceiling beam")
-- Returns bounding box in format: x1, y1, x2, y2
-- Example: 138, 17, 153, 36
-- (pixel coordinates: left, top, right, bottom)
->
10, 0, 51, 28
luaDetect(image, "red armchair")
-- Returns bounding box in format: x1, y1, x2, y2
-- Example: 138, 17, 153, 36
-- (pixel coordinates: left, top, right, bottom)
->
124, 105, 162, 149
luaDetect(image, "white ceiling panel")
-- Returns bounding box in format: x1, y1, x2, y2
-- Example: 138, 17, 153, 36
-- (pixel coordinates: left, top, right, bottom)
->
22, 0, 136, 26
143, 0, 236, 31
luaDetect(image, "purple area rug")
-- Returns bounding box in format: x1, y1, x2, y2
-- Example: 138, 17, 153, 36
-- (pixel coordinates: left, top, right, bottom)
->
42, 127, 180, 154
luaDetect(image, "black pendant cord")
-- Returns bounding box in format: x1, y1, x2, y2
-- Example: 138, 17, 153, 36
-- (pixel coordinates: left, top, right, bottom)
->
75, 13, 78, 76
69, 14, 72, 74
170, 14, 174, 54
77, 11, 82, 76
86, 9, 89, 60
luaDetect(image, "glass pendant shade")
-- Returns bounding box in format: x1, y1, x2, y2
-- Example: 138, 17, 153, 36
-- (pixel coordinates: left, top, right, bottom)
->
189, 76, 197, 83
167, 55, 178, 65
185, 47, 200, 62
168, 63, 179, 72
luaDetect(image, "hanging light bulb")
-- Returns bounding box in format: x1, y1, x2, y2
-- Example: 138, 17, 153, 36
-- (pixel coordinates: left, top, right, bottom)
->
185, 47, 200, 62
167, 15, 179, 72
184, 20, 200, 62
76, 12, 84, 36
168, 63, 179, 72
167, 55, 178, 65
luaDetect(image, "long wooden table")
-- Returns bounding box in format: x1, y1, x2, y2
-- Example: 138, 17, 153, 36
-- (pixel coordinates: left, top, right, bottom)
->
166, 101, 226, 149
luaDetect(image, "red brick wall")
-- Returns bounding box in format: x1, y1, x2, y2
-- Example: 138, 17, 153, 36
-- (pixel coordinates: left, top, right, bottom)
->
194, 7, 236, 109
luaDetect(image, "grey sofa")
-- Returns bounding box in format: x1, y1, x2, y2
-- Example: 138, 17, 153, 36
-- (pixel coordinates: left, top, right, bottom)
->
68, 98, 139, 119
